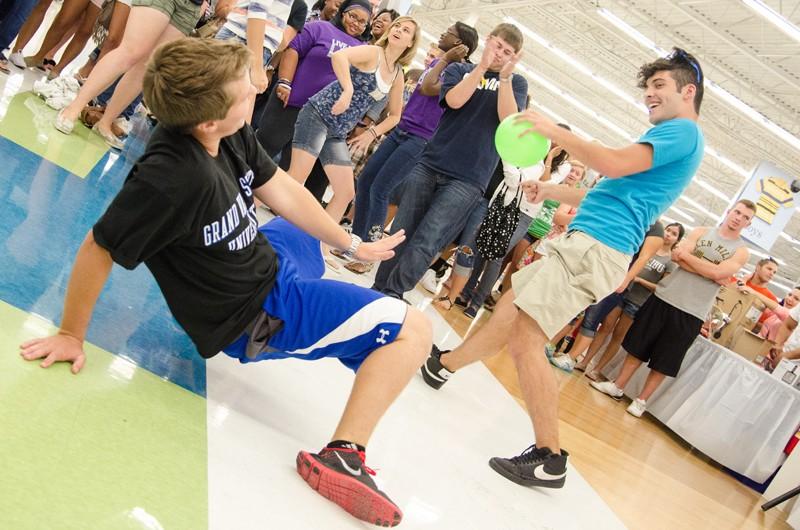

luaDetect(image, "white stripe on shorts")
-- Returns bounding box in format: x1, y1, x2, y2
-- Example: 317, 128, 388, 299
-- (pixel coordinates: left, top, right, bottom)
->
287, 297, 407, 355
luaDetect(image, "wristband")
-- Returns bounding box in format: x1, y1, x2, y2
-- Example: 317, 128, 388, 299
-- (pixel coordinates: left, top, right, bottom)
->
340, 233, 363, 261
499, 76, 511, 83
368, 127, 378, 140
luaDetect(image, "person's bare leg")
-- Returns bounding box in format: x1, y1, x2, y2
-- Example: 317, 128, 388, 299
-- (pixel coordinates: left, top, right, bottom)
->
637, 370, 667, 402
593, 314, 634, 375
434, 269, 468, 309
322, 164, 355, 223
501, 240, 531, 293
286, 148, 316, 184
611, 353, 643, 389
27, 0, 89, 64
440, 289, 519, 371
60, 6, 171, 123
508, 311, 561, 451
45, 18, 79, 63
49, 4, 100, 77
78, 2, 131, 79
93, 22, 184, 136
579, 311, 619, 370
331, 308, 431, 445
11, 0, 52, 54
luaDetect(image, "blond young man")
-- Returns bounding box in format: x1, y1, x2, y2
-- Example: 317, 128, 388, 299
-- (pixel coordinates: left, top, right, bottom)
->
422, 48, 705, 489
20, 38, 432, 527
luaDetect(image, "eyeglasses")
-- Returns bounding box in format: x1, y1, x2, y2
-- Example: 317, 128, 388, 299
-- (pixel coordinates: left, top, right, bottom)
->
668, 48, 702, 84
344, 11, 369, 28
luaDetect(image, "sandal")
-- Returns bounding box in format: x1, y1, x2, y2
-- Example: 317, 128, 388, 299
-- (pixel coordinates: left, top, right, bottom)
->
434, 296, 454, 310
344, 261, 373, 274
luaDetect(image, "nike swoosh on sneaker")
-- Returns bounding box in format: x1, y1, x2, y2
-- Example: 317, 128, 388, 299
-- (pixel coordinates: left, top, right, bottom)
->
532, 464, 566, 481
333, 451, 362, 476
423, 364, 448, 382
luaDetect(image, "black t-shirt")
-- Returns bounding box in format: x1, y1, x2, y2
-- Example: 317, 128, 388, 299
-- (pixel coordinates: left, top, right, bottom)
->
93, 125, 279, 358
288, 0, 308, 31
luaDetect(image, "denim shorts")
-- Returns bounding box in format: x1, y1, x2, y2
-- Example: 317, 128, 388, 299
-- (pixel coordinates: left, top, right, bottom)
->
215, 26, 272, 66
132, 0, 202, 36
621, 297, 642, 318
293, 104, 352, 167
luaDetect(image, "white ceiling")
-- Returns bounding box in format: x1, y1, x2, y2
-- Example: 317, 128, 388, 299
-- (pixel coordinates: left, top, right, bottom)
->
408, 0, 800, 293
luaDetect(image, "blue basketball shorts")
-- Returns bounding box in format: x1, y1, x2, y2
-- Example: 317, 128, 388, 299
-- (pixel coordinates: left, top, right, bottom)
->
223, 218, 408, 371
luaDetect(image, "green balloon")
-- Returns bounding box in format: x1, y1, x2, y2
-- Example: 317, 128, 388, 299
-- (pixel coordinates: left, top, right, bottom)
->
495, 112, 551, 168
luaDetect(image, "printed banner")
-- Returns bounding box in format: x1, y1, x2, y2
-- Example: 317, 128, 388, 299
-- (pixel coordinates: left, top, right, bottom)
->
732, 161, 797, 251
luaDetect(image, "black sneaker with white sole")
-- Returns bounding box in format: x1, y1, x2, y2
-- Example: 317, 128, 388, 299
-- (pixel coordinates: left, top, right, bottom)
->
489, 445, 569, 489
420, 345, 453, 390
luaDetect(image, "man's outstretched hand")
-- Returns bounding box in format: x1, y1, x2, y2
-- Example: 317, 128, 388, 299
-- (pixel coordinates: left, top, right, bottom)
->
354, 230, 406, 262
20, 333, 86, 374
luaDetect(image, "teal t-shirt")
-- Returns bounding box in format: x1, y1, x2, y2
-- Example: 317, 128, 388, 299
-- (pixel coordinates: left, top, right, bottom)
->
570, 118, 704, 255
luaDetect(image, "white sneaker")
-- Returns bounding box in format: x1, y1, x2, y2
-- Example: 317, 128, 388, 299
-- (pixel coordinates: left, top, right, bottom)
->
590, 380, 624, 400
8, 51, 26, 69
626, 398, 647, 418
420, 269, 439, 294
550, 354, 575, 373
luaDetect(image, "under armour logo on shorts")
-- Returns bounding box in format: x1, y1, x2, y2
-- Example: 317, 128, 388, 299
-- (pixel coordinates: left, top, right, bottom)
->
376, 329, 390, 345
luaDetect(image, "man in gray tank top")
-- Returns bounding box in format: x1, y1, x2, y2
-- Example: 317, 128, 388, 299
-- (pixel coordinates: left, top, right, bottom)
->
591, 199, 755, 418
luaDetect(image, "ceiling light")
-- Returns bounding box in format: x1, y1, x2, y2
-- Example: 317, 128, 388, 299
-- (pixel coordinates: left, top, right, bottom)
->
693, 179, 732, 202
677, 195, 720, 221
596, 8, 666, 54
668, 205, 696, 222
741, 0, 800, 43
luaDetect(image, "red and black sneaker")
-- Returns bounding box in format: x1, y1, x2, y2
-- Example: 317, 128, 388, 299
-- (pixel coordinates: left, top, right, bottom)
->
296, 447, 402, 527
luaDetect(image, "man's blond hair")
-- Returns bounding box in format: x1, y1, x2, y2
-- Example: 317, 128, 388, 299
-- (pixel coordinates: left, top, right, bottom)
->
143, 38, 252, 132
489, 23, 523, 53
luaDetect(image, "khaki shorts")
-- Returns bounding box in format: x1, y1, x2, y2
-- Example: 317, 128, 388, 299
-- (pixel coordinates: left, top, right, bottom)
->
132, 0, 203, 36
511, 231, 629, 340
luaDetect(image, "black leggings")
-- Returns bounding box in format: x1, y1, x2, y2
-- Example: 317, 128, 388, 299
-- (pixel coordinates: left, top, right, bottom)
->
255, 91, 330, 203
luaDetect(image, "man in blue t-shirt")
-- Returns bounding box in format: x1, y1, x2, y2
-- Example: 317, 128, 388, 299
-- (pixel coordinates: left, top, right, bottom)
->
421, 48, 705, 489
372, 22, 528, 298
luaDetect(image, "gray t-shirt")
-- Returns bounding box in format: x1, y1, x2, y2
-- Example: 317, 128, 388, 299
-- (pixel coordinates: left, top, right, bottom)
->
655, 227, 747, 320
625, 253, 675, 306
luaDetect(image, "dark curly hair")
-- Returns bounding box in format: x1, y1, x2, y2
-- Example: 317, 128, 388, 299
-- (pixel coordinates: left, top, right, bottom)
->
637, 47, 704, 114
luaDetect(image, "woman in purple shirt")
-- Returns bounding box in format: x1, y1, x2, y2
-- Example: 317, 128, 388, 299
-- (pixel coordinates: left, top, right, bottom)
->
349, 23, 478, 257
254, 0, 369, 165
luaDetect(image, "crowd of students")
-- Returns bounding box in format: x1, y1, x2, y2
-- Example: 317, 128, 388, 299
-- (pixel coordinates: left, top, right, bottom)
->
6, 0, 799, 527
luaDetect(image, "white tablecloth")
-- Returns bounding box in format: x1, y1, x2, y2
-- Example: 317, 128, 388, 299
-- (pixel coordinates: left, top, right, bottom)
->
602, 337, 800, 482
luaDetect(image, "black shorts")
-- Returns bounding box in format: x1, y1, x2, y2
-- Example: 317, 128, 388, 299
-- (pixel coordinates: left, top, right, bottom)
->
622, 296, 702, 377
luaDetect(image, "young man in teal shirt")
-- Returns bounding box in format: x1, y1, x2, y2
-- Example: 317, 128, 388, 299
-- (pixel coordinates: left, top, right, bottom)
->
422, 48, 705, 489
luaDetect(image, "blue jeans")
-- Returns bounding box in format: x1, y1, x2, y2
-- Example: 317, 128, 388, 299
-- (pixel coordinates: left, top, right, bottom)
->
96, 78, 142, 121
579, 292, 624, 337
215, 26, 272, 65
462, 212, 533, 308
0, 0, 38, 50
351, 128, 427, 241
373, 163, 482, 298
452, 197, 489, 276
